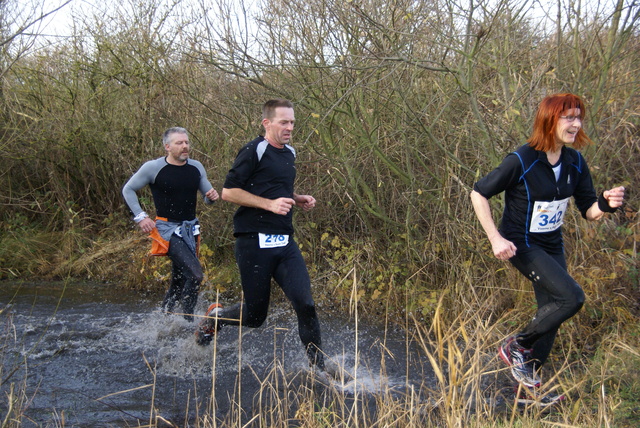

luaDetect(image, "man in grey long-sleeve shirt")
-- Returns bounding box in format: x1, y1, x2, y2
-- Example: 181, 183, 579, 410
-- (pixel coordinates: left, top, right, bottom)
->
122, 127, 219, 321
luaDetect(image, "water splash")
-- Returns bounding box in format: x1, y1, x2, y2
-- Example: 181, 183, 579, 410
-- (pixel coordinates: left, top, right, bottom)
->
1, 281, 431, 425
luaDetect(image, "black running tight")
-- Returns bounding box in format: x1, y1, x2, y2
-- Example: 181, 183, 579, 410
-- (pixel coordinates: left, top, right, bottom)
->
221, 236, 323, 367
510, 245, 585, 367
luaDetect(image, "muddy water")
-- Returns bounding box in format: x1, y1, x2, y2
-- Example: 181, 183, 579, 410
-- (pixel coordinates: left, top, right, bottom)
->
0, 281, 433, 426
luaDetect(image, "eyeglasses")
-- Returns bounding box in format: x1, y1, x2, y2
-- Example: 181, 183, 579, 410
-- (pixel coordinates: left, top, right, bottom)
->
560, 115, 582, 122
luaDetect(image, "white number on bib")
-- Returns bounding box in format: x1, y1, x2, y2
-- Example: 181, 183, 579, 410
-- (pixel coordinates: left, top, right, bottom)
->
529, 198, 569, 233
258, 233, 289, 248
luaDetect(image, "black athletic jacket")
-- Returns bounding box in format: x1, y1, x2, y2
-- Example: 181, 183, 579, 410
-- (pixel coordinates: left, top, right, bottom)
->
474, 144, 598, 252
224, 136, 297, 236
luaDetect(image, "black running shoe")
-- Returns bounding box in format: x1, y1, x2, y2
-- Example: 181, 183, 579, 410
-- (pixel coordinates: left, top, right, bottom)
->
515, 385, 566, 407
195, 303, 223, 346
499, 336, 541, 387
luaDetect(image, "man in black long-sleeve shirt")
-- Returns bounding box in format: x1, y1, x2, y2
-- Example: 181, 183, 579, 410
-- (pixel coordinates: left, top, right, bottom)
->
196, 100, 324, 370
122, 127, 219, 321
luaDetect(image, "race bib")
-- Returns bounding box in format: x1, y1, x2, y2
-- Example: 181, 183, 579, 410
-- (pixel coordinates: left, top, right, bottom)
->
258, 233, 289, 248
174, 224, 200, 237
529, 198, 569, 233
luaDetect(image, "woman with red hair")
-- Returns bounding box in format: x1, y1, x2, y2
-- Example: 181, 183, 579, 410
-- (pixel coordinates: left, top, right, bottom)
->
470, 93, 625, 406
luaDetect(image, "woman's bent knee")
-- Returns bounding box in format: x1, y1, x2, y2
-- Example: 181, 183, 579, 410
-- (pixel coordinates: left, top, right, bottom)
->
572, 287, 585, 313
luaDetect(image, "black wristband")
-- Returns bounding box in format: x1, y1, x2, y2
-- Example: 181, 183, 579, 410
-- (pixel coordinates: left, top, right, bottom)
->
598, 192, 618, 213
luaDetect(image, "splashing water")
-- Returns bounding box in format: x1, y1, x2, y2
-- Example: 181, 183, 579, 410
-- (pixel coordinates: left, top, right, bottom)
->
0, 281, 431, 425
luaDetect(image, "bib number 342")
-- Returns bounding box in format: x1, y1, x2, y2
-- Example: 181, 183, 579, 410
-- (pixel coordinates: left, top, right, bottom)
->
529, 198, 569, 233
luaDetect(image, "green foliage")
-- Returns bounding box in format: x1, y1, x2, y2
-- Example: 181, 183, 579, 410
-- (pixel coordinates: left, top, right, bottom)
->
0, 229, 59, 279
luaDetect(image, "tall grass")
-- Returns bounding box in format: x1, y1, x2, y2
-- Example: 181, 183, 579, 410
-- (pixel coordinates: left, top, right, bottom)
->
1, 269, 638, 426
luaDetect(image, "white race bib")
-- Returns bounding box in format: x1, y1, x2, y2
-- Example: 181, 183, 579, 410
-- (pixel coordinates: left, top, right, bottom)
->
174, 224, 200, 237
258, 233, 289, 248
529, 198, 569, 233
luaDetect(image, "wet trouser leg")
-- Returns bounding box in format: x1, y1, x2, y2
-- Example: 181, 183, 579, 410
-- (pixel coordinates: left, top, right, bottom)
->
273, 240, 323, 368
162, 263, 183, 314
222, 236, 323, 368
165, 234, 203, 321
509, 246, 585, 367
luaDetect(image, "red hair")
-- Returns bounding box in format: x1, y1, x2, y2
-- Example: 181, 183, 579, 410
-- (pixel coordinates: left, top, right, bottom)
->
527, 93, 592, 151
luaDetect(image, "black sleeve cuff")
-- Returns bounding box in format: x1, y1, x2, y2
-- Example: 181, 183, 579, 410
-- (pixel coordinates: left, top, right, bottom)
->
598, 192, 618, 213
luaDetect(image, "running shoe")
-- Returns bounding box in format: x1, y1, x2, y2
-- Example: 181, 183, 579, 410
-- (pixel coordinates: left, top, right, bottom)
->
499, 336, 541, 387
515, 385, 566, 407
195, 303, 223, 346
